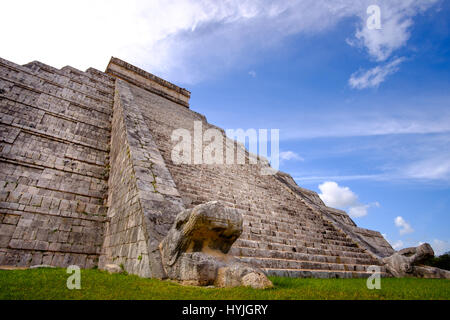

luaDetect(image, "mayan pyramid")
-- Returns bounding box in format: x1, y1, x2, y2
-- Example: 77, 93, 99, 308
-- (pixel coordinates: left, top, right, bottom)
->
0, 56, 395, 278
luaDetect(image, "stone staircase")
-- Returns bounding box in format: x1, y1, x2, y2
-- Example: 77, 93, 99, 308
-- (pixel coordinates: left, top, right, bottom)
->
234, 212, 387, 278
128, 83, 387, 279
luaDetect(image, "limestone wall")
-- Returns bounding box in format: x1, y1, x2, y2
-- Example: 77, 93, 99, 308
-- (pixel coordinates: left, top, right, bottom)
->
0, 57, 113, 268
98, 81, 151, 276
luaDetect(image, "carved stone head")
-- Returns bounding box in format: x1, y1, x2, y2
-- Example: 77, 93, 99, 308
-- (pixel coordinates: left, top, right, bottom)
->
383, 243, 434, 277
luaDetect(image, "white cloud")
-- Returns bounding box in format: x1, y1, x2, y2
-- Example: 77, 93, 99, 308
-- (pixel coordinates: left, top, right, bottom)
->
295, 175, 387, 183
248, 70, 257, 78
0, 1, 438, 84
382, 234, 404, 251
280, 151, 304, 162
395, 216, 414, 235
432, 239, 450, 256
349, 201, 380, 218
347, 1, 438, 89
349, 57, 405, 89
318, 182, 358, 208
348, 204, 371, 218
403, 156, 450, 180
318, 181, 378, 218
281, 109, 450, 140
392, 240, 405, 250
349, 1, 438, 62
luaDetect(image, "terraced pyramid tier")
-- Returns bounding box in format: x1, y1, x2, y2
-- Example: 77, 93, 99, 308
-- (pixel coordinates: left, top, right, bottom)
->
0, 57, 114, 268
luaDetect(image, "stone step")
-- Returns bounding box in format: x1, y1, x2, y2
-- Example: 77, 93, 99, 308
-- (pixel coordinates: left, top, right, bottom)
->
244, 226, 355, 246
235, 239, 373, 260
0, 93, 111, 130
242, 232, 367, 254
243, 212, 333, 231
243, 216, 345, 237
264, 268, 389, 279
244, 217, 337, 236
244, 216, 336, 231
0, 109, 111, 148
0, 65, 113, 113
237, 256, 385, 273
22, 61, 114, 101
230, 246, 380, 266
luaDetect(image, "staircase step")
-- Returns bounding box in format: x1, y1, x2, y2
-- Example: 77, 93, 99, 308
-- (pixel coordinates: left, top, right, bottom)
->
241, 233, 367, 254
237, 256, 385, 273
264, 268, 389, 279
235, 239, 373, 259
244, 219, 349, 239
230, 246, 380, 266
243, 213, 338, 234
244, 226, 356, 246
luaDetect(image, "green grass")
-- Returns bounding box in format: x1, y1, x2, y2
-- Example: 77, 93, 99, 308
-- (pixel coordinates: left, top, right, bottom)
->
0, 268, 449, 300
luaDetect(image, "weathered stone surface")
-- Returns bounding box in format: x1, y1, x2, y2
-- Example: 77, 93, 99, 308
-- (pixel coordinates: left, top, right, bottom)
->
99, 78, 184, 279
106, 58, 190, 108
412, 265, 450, 279
0, 56, 112, 269
160, 201, 272, 288
104, 264, 123, 274
382, 243, 449, 278
29, 264, 55, 269
241, 271, 274, 289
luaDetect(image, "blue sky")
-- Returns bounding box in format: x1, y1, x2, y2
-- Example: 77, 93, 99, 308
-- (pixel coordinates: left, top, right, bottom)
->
1, 0, 449, 254
185, 1, 450, 254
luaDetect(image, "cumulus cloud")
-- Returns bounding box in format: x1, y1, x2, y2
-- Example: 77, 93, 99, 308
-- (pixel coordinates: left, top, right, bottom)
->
348, 0, 438, 62
318, 181, 378, 218
395, 216, 414, 235
392, 240, 405, 250
347, 1, 438, 89
349, 57, 405, 89
280, 151, 304, 162
318, 182, 358, 208
349, 202, 380, 218
348, 205, 371, 218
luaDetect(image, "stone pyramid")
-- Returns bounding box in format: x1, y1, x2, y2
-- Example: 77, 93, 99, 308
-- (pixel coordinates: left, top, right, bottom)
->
0, 56, 395, 279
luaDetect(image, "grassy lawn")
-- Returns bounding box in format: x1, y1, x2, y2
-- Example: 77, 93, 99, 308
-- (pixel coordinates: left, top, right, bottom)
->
0, 268, 449, 300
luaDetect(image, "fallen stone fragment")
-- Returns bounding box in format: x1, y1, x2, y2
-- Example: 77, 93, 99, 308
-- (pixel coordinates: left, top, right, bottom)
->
104, 264, 123, 274
383, 243, 450, 279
